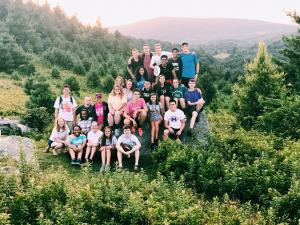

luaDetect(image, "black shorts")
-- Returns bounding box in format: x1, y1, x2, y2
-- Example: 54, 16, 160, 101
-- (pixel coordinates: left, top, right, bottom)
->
186, 105, 197, 117
169, 128, 182, 140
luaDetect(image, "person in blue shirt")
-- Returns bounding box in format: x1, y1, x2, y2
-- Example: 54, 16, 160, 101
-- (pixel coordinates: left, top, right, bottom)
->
180, 42, 200, 87
134, 66, 148, 90
184, 79, 205, 136
66, 125, 87, 165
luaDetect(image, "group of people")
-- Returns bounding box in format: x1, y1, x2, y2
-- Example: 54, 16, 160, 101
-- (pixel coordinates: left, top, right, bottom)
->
44, 42, 205, 171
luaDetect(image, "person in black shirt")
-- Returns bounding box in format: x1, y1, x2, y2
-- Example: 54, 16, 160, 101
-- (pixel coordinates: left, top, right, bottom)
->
155, 74, 171, 111
159, 55, 176, 85
168, 48, 182, 81
127, 48, 143, 80
75, 96, 95, 123
141, 80, 152, 103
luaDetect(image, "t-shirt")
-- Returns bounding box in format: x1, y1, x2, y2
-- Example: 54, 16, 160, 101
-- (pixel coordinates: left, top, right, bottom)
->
184, 89, 202, 103
164, 109, 186, 129
117, 134, 139, 150
180, 52, 199, 78
124, 88, 133, 103
78, 117, 93, 134
128, 57, 143, 75
108, 94, 127, 111
147, 102, 163, 121
168, 58, 182, 79
49, 127, 70, 142
159, 63, 174, 80
94, 102, 108, 125
103, 136, 117, 147
155, 83, 171, 97
67, 134, 86, 146
150, 51, 172, 67
87, 130, 103, 145
125, 98, 146, 117
141, 88, 152, 103
135, 76, 145, 90
142, 54, 153, 78
54, 96, 78, 122
170, 84, 188, 99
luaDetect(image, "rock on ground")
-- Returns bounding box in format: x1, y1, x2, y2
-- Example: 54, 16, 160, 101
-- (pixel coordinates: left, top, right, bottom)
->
0, 136, 35, 162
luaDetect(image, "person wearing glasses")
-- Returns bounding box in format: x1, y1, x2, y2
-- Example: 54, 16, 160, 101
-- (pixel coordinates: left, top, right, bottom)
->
163, 99, 186, 142
124, 89, 148, 136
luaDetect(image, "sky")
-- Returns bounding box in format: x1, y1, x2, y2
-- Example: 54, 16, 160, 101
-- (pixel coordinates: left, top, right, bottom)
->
39, 0, 300, 27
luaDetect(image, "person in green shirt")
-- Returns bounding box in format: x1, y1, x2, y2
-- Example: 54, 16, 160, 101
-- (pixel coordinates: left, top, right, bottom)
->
169, 78, 188, 109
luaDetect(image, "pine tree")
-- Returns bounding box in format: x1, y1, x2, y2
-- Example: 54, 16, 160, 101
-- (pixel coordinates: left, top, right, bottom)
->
233, 42, 286, 129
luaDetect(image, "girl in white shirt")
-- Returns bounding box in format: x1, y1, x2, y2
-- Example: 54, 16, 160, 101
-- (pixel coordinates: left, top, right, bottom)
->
85, 121, 103, 163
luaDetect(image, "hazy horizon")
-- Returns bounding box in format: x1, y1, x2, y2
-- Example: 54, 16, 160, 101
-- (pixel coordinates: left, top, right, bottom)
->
38, 0, 300, 27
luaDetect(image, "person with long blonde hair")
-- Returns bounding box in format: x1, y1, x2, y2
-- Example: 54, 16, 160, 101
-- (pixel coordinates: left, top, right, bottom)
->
107, 85, 127, 136
45, 117, 70, 155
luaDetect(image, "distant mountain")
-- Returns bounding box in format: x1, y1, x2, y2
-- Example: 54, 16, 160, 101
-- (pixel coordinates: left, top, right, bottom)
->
108, 17, 297, 45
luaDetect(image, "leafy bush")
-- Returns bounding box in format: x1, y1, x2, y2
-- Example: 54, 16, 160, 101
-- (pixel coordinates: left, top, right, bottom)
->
100, 76, 115, 93
86, 68, 101, 89
0, 32, 28, 73
64, 76, 80, 96
51, 67, 60, 79
0, 167, 273, 225
21, 107, 51, 132
43, 48, 75, 70
11, 71, 21, 81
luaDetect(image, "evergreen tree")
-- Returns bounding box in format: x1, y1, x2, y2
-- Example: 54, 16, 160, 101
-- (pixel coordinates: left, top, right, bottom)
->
233, 42, 286, 129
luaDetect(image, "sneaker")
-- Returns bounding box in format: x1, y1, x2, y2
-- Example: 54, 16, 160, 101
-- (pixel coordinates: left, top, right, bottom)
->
138, 128, 143, 137
52, 148, 58, 156
100, 165, 105, 173
116, 166, 123, 172
88, 158, 93, 164
114, 128, 120, 137
71, 159, 76, 165
134, 165, 139, 171
105, 164, 111, 172
151, 143, 155, 150
76, 159, 82, 166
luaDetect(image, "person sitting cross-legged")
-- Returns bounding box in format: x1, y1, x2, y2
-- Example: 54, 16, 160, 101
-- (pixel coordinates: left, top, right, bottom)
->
163, 100, 186, 142
116, 125, 141, 171
184, 79, 205, 136
124, 89, 148, 136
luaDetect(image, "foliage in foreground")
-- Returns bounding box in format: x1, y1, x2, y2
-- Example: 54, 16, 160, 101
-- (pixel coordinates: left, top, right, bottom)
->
0, 163, 274, 225
152, 112, 300, 224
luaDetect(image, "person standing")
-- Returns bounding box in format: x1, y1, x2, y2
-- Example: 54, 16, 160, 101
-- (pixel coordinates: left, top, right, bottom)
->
169, 48, 182, 81
54, 84, 77, 132
180, 43, 200, 87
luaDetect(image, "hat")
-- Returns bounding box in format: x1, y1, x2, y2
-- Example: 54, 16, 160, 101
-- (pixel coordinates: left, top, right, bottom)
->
153, 65, 160, 77
96, 92, 102, 98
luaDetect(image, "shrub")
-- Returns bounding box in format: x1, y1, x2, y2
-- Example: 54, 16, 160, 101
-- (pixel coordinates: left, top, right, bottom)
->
100, 76, 114, 93
11, 71, 21, 81
21, 107, 51, 132
51, 67, 60, 79
43, 48, 75, 70
86, 68, 100, 89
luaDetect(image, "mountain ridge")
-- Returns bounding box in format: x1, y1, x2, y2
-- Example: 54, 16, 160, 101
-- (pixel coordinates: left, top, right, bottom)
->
108, 17, 297, 44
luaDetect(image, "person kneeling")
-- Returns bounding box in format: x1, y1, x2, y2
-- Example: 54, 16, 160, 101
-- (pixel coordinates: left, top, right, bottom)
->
163, 100, 186, 142
66, 125, 87, 166
116, 125, 141, 171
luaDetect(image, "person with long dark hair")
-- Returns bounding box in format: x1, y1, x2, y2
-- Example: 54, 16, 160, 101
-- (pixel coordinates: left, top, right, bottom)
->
134, 66, 148, 90
99, 126, 117, 172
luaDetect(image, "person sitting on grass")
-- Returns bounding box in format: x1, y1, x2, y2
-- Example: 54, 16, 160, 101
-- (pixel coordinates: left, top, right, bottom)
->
66, 125, 87, 166
116, 125, 141, 171
135, 66, 148, 90
123, 79, 134, 103
45, 117, 70, 155
155, 74, 171, 111
169, 78, 188, 109
163, 100, 186, 142
85, 121, 103, 164
124, 89, 148, 136
147, 93, 163, 150
99, 126, 118, 172
77, 108, 93, 136
184, 79, 205, 136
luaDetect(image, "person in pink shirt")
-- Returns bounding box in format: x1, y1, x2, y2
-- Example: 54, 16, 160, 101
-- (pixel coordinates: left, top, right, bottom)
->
93, 92, 108, 131
124, 89, 148, 136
